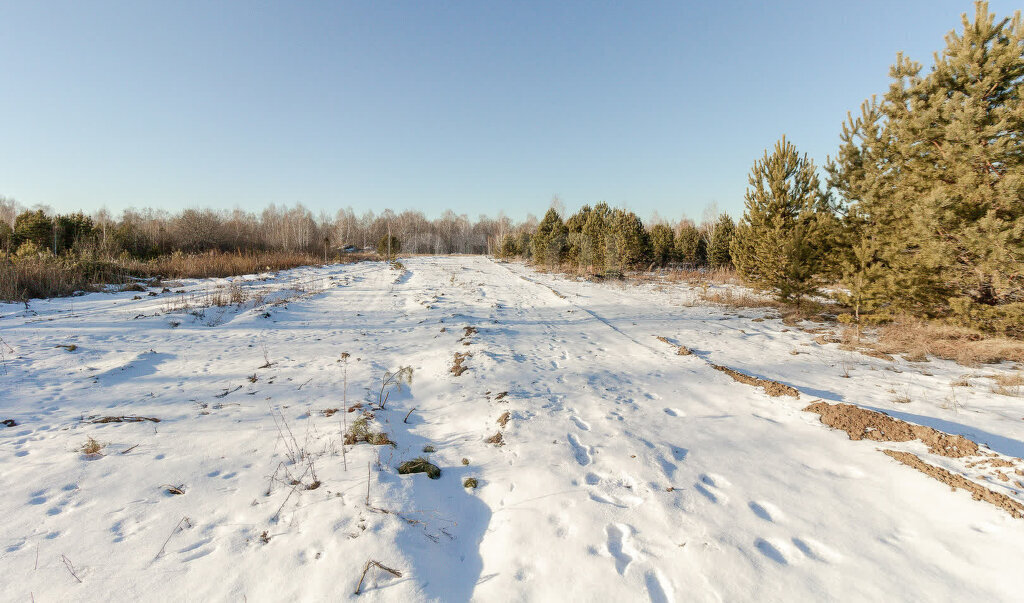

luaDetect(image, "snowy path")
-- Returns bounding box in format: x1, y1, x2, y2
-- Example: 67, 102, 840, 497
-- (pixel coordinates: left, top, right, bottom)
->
2, 256, 1024, 601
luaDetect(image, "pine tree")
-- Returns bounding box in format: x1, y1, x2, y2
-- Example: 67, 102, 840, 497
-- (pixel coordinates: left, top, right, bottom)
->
581, 203, 612, 271
648, 223, 675, 267
732, 137, 834, 302
376, 234, 401, 259
13, 210, 53, 252
516, 231, 533, 260
707, 214, 735, 269
674, 222, 706, 266
829, 2, 1024, 333
532, 208, 568, 268
605, 209, 650, 271
565, 205, 595, 267
54, 213, 95, 254
498, 234, 519, 258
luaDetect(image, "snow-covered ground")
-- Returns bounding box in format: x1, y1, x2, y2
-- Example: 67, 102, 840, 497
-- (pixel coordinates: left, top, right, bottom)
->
2, 256, 1024, 601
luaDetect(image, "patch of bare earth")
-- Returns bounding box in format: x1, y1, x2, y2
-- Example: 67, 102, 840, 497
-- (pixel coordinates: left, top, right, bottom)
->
804, 401, 1024, 518
803, 401, 977, 458
451, 352, 471, 376
712, 364, 799, 398
654, 336, 692, 356
882, 450, 1024, 519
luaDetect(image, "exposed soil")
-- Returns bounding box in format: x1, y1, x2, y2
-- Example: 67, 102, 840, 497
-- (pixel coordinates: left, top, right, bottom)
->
88, 415, 161, 424
712, 364, 799, 397
655, 336, 691, 356
451, 352, 472, 376
497, 411, 511, 427
485, 431, 504, 446
859, 349, 896, 362
803, 401, 978, 458
882, 450, 1024, 519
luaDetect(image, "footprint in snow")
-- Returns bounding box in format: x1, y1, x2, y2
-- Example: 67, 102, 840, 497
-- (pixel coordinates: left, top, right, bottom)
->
694, 474, 729, 504
663, 408, 685, 417
570, 415, 591, 431
754, 537, 789, 565
791, 537, 842, 563
606, 524, 640, 575
645, 570, 674, 603
700, 473, 731, 488
694, 483, 721, 504
590, 492, 631, 508
586, 472, 645, 508
567, 433, 592, 466
654, 454, 678, 479
748, 500, 784, 523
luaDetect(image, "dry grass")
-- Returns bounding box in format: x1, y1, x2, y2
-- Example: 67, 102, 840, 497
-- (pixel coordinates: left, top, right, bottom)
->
1, 250, 371, 303
0, 255, 130, 301
872, 319, 1024, 366
127, 250, 369, 280
80, 437, 105, 456
990, 372, 1024, 397
699, 287, 781, 309
991, 373, 1024, 387
656, 266, 740, 286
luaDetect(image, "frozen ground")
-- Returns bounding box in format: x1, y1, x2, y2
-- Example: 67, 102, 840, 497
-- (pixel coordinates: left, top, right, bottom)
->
2, 255, 1024, 601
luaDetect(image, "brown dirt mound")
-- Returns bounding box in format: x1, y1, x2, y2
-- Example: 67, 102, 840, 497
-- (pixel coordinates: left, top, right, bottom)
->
803, 401, 978, 458
655, 336, 692, 356
451, 352, 472, 376
883, 450, 1024, 519
485, 431, 504, 446
88, 415, 161, 424
712, 365, 799, 397
497, 411, 511, 427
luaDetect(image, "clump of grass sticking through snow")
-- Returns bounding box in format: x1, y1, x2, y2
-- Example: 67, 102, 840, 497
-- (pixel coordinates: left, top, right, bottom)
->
80, 437, 105, 456
397, 457, 441, 479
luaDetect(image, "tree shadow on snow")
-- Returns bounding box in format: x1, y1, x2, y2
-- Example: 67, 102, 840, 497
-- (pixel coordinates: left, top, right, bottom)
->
374, 463, 491, 601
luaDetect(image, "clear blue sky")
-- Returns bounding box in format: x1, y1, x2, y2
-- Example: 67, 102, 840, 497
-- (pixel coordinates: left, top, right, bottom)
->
1, 1, 1017, 222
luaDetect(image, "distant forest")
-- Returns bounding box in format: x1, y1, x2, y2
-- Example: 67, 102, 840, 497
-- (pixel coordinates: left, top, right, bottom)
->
0, 200, 526, 257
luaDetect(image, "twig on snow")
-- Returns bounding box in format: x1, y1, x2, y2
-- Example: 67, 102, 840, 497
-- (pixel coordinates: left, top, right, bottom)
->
60, 554, 82, 583
154, 516, 192, 560
354, 560, 402, 595
215, 385, 243, 398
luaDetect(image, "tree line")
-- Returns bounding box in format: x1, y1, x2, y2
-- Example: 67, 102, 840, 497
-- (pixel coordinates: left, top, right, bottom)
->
0, 200, 519, 259
497, 203, 737, 274
506, 3, 1023, 336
